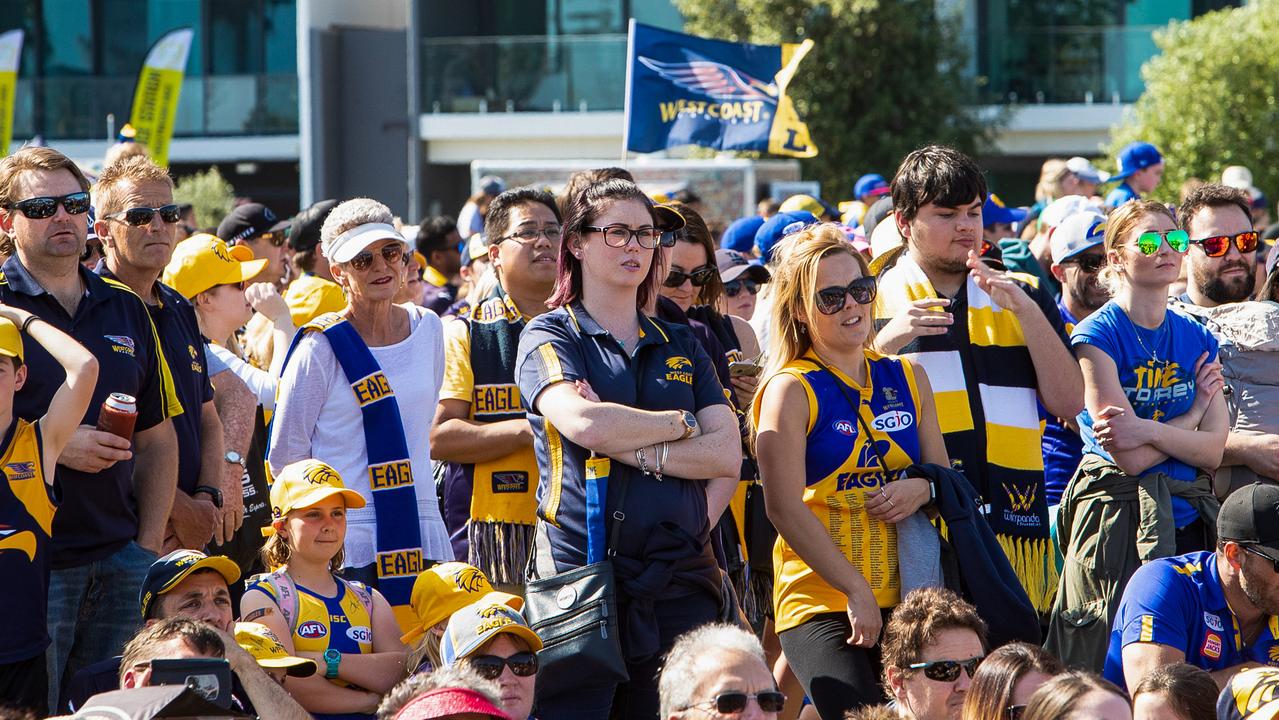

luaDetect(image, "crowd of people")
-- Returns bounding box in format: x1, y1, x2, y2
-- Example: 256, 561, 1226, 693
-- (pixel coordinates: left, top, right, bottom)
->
4, 134, 1279, 720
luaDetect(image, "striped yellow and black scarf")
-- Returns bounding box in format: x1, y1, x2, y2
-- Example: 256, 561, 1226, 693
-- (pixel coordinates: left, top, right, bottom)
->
873, 252, 1057, 612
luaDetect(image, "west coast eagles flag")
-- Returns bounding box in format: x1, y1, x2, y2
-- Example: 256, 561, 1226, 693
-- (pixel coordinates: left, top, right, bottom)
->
624, 21, 817, 158
128, 27, 193, 167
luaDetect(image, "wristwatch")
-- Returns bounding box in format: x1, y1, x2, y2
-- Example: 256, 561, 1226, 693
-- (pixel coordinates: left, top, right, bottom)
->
324, 648, 341, 679
224, 450, 247, 468
678, 410, 698, 440
193, 485, 224, 508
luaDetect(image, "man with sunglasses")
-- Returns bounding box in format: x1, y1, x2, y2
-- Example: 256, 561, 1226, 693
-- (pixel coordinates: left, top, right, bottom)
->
217, 203, 290, 286
416, 216, 464, 316
1104, 483, 1279, 692
659, 624, 781, 720
1173, 184, 1279, 495
441, 599, 542, 720
0, 147, 183, 709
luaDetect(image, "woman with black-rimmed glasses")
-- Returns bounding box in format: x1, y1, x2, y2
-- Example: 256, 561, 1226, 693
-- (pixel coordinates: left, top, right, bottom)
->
515, 178, 741, 719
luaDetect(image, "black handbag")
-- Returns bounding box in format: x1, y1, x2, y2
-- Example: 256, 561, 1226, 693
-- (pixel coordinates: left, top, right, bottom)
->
523, 466, 630, 697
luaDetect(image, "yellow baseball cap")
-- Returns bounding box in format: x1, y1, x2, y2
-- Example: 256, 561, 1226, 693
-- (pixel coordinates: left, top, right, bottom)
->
283, 274, 347, 326
401, 562, 523, 644
163, 233, 269, 300
234, 622, 317, 677
267, 459, 366, 530
779, 194, 825, 218
0, 318, 23, 361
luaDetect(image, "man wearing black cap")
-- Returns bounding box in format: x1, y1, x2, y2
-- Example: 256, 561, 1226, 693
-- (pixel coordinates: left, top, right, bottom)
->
217, 203, 290, 285
416, 216, 463, 316
1103, 483, 1279, 692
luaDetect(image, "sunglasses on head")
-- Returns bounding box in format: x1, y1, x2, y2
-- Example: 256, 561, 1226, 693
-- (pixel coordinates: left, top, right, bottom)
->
467, 652, 538, 680
664, 264, 716, 288
1192, 230, 1259, 258
105, 204, 182, 227
815, 276, 877, 315
908, 656, 983, 682
8, 191, 91, 220
1133, 229, 1189, 255
349, 243, 408, 272
1240, 543, 1279, 573
1063, 254, 1105, 274
682, 691, 787, 714
723, 278, 760, 298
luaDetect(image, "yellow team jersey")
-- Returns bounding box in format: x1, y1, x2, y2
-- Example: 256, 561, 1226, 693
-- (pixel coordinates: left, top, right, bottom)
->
247, 573, 373, 686
762, 351, 924, 632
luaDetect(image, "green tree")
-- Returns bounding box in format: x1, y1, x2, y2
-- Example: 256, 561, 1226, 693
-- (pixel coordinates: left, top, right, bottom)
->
173, 166, 235, 231
1106, 2, 1279, 202
676, 0, 999, 200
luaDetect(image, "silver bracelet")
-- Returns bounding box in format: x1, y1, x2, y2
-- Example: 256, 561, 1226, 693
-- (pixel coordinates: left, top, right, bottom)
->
653, 443, 668, 481
636, 446, 650, 474
660, 441, 670, 472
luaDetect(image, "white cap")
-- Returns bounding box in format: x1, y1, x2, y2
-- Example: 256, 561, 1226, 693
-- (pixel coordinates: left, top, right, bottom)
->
1066, 157, 1108, 185
1222, 166, 1253, 191
870, 212, 904, 260
1040, 195, 1101, 229
1051, 210, 1108, 265
321, 222, 407, 264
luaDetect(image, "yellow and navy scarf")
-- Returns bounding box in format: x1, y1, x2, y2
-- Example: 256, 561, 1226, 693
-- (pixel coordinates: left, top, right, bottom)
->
873, 253, 1057, 612
279, 314, 424, 629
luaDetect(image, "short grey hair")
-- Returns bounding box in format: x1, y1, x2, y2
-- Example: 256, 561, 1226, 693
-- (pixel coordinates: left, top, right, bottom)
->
658, 623, 768, 718
376, 663, 501, 719
320, 197, 396, 251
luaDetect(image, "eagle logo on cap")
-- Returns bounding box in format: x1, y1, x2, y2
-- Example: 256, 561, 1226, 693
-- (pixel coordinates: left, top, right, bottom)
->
303, 463, 340, 487
453, 567, 486, 593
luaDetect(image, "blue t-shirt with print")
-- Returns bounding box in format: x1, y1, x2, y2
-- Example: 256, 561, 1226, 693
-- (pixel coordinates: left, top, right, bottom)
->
1071, 300, 1218, 527
1103, 551, 1279, 689
1041, 300, 1083, 507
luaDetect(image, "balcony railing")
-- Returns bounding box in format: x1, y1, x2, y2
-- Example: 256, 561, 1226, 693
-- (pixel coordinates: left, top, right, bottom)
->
12, 73, 298, 141
422, 34, 627, 113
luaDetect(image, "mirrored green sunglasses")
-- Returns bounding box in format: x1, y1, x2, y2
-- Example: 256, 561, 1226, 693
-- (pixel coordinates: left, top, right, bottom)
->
1134, 229, 1189, 255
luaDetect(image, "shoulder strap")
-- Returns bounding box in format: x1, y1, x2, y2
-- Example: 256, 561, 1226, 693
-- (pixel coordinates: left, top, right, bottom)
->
811, 358, 895, 477
342, 578, 376, 621
247, 570, 301, 632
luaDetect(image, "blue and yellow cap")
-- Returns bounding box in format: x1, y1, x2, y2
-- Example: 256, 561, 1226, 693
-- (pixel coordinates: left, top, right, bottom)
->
139, 549, 240, 618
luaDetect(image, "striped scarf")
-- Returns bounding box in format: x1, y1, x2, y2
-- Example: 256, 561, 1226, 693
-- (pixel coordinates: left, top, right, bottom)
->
873, 253, 1057, 612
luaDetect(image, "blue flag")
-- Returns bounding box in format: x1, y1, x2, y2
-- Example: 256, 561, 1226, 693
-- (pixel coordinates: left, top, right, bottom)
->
624, 21, 818, 158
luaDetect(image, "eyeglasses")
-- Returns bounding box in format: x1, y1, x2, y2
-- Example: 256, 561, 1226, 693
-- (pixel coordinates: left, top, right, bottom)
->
7, 191, 91, 219
682, 691, 787, 714
1132, 229, 1190, 255
658, 228, 684, 248
724, 279, 760, 298
585, 224, 660, 249
1192, 230, 1259, 258
348, 243, 409, 272
501, 225, 561, 245
105, 204, 182, 227
907, 656, 984, 682
1007, 704, 1027, 720
815, 276, 877, 315
1240, 543, 1279, 573
664, 264, 717, 288
467, 652, 538, 680
1062, 254, 1105, 274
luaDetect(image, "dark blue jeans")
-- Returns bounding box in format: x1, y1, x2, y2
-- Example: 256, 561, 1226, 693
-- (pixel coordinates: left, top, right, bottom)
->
46, 541, 155, 710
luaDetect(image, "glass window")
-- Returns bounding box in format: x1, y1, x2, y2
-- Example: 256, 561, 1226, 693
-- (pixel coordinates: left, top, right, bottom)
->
41, 0, 92, 75
207, 0, 264, 74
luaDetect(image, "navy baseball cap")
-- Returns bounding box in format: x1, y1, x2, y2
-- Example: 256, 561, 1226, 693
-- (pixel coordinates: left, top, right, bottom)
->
139, 549, 240, 619
720, 216, 765, 253
853, 173, 890, 200
755, 210, 817, 265
218, 203, 290, 245
1111, 142, 1163, 182
982, 194, 1028, 228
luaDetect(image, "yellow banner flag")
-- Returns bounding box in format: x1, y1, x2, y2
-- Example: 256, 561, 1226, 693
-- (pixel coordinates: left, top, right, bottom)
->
0, 30, 24, 158
129, 28, 193, 167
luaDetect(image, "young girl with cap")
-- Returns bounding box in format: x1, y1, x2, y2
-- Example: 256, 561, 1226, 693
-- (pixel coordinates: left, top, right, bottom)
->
400, 562, 523, 675
240, 459, 408, 719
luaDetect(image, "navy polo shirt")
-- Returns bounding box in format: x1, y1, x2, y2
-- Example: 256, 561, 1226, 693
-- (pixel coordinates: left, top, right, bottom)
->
516, 301, 729, 573
0, 255, 180, 568
99, 268, 213, 496
1103, 551, 1279, 689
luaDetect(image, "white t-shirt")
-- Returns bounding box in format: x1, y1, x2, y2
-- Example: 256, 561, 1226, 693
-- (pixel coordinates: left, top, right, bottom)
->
268, 304, 453, 567
205, 343, 278, 409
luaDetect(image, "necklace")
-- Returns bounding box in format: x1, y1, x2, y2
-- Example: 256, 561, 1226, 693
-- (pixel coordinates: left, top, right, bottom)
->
1129, 313, 1165, 365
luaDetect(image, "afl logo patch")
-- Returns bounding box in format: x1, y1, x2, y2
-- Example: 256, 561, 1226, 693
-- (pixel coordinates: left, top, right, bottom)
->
297, 621, 328, 639
872, 410, 914, 432
832, 419, 855, 437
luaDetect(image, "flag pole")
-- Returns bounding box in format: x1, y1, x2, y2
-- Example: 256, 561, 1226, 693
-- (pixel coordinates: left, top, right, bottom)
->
620, 18, 637, 167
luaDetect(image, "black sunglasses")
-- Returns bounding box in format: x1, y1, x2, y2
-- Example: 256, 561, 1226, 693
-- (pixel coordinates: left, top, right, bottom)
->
8, 191, 91, 219
1241, 544, 1279, 573
468, 652, 538, 680
1062, 254, 1105, 274
664, 264, 716, 288
105, 204, 182, 227
349, 243, 409, 272
724, 279, 760, 298
908, 656, 983, 682
815, 276, 877, 315
683, 691, 786, 714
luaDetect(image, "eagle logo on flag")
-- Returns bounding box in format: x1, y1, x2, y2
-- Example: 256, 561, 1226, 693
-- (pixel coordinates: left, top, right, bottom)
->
637, 57, 778, 103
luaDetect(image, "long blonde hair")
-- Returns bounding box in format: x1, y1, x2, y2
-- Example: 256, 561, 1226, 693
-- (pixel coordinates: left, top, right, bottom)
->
1097, 199, 1177, 297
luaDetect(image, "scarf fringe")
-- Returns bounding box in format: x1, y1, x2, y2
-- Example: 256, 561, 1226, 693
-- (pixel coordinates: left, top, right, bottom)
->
746, 570, 773, 624
468, 521, 535, 586
996, 533, 1058, 614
